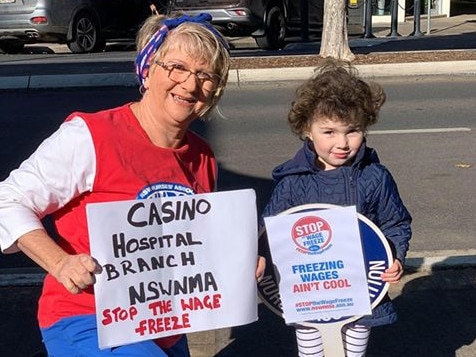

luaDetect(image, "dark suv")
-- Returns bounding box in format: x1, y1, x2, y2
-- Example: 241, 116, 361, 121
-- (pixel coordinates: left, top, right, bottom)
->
171, 0, 324, 50
0, 0, 168, 54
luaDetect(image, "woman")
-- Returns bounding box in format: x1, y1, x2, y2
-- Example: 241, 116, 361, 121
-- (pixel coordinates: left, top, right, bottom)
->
0, 13, 263, 357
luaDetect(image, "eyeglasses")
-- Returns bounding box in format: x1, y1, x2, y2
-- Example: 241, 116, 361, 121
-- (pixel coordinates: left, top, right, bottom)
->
155, 61, 221, 91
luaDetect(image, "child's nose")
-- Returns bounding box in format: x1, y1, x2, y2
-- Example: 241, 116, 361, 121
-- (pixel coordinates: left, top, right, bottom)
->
336, 134, 349, 148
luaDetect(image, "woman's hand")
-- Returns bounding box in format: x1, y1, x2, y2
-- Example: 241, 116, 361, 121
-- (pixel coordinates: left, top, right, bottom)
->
256, 255, 266, 282
54, 254, 103, 294
17, 229, 102, 295
381, 259, 404, 284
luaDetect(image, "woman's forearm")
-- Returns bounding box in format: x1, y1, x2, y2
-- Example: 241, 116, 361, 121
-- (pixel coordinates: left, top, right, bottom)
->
16, 229, 69, 277
17, 229, 101, 294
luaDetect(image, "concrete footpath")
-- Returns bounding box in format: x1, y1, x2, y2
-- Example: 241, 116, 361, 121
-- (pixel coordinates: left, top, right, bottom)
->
1, 14, 476, 357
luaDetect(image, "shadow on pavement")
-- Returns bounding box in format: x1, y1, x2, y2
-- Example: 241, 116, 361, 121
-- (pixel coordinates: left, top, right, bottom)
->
451, 1, 476, 16
216, 261, 476, 357
216, 167, 273, 215
215, 304, 297, 357
367, 266, 476, 357
0, 285, 46, 357
353, 31, 476, 55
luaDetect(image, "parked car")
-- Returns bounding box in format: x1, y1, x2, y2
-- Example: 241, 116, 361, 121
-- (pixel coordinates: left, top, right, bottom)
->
0, 0, 168, 54
171, 0, 324, 50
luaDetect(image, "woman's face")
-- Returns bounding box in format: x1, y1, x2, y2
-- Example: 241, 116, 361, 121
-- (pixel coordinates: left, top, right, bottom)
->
144, 47, 218, 127
308, 117, 365, 171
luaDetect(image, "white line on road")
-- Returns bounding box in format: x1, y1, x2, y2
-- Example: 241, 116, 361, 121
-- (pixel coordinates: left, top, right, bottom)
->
370, 127, 471, 134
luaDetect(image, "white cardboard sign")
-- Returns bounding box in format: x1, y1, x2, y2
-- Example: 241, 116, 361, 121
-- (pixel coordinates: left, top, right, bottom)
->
263, 206, 372, 324
87, 189, 258, 349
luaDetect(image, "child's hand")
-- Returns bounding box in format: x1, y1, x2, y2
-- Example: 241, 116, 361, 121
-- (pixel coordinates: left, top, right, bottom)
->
256, 256, 266, 282
381, 259, 403, 284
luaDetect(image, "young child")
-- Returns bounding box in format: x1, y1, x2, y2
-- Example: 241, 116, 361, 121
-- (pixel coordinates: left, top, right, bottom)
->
261, 59, 412, 357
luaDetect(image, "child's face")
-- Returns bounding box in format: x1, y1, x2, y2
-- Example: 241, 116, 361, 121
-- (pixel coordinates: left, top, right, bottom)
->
308, 117, 365, 171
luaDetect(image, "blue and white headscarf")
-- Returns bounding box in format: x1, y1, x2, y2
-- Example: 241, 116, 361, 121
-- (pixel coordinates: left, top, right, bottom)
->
135, 13, 229, 85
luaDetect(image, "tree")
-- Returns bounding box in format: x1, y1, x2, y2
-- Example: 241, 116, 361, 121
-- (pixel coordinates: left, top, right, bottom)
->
319, 0, 355, 61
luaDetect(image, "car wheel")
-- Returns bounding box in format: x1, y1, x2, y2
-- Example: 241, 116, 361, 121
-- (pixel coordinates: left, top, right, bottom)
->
67, 12, 105, 53
255, 6, 286, 50
0, 40, 25, 54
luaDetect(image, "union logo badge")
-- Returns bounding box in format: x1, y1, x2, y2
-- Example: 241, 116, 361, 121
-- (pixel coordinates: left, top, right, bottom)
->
291, 215, 332, 254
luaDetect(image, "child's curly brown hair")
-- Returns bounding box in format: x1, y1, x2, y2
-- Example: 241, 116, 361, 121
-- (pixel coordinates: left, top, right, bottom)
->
288, 58, 386, 140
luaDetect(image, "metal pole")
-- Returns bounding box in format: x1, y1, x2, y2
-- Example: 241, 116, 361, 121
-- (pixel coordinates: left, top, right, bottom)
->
388, 0, 401, 37
427, 0, 432, 34
410, 0, 424, 36
363, 0, 375, 38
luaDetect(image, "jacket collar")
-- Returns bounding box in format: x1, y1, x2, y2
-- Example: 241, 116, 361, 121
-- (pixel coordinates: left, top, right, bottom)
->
272, 138, 380, 180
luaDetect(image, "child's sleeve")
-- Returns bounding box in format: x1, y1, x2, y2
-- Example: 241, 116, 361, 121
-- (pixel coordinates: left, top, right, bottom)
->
374, 168, 412, 264
260, 177, 296, 223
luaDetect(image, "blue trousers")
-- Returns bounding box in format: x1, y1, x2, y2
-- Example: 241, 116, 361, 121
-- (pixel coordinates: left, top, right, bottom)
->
41, 314, 190, 357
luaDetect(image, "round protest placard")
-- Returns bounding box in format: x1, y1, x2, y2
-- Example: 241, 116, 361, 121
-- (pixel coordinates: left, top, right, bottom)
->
258, 203, 393, 322
259, 204, 394, 356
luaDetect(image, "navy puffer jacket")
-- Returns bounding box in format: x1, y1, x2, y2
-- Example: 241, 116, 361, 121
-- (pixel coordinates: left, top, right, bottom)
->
261, 139, 412, 327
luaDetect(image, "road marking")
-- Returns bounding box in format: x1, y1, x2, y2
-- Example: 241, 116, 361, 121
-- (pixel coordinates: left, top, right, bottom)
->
370, 127, 471, 134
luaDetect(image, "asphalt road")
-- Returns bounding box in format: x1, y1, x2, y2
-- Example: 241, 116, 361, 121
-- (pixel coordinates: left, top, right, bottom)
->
1, 78, 475, 271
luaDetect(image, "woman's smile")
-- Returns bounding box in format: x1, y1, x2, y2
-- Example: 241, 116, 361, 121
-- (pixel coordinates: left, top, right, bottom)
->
172, 93, 197, 105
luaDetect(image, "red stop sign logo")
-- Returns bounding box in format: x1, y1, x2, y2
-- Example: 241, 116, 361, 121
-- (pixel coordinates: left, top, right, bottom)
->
291, 216, 332, 254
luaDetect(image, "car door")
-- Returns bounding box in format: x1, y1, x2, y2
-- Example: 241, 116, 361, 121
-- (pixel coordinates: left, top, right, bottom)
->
286, 0, 300, 25
308, 0, 324, 28
284, 0, 323, 33
91, 0, 141, 38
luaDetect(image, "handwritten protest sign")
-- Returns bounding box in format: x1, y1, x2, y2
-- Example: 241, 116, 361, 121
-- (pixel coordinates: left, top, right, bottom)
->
263, 206, 372, 324
87, 189, 258, 349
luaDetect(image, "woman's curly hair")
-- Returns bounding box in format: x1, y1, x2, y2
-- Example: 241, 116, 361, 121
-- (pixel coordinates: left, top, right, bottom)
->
288, 59, 386, 139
